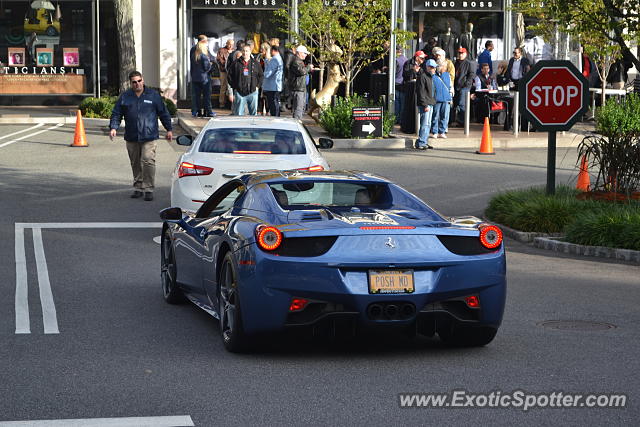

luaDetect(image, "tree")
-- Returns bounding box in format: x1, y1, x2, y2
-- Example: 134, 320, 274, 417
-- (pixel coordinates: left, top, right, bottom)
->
513, 0, 624, 105
278, 0, 414, 96
113, 0, 136, 93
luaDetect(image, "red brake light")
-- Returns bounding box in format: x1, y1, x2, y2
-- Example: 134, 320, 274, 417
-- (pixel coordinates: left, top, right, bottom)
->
177, 162, 213, 178
289, 298, 309, 312
233, 150, 272, 154
479, 224, 503, 249
255, 225, 283, 251
297, 165, 324, 172
465, 295, 480, 308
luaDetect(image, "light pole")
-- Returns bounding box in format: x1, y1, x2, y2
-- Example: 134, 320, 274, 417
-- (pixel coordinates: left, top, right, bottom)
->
388, 0, 398, 114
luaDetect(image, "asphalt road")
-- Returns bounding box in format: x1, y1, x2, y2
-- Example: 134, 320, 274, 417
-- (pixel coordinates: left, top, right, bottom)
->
0, 123, 637, 425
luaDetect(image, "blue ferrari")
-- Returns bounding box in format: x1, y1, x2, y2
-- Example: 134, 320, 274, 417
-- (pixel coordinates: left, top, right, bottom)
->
160, 170, 506, 352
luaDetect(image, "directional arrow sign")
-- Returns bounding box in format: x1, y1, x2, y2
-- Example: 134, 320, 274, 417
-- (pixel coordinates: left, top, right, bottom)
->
362, 122, 376, 134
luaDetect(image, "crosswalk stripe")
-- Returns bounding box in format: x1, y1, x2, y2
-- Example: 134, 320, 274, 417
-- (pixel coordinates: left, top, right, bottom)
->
32, 228, 59, 334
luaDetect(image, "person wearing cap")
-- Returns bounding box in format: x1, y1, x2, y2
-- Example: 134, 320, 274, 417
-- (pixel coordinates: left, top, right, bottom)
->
431, 63, 453, 139
433, 47, 455, 82
415, 59, 437, 150
453, 47, 476, 126
289, 45, 313, 119
400, 50, 426, 133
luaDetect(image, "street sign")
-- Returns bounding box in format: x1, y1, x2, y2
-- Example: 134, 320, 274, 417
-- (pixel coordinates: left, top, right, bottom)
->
519, 60, 589, 132
518, 60, 590, 195
352, 107, 383, 138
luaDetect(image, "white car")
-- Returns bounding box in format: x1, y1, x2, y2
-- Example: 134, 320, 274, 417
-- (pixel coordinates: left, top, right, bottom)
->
171, 116, 333, 212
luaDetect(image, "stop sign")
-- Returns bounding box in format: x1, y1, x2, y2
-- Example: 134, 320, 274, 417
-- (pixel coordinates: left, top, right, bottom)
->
519, 60, 589, 131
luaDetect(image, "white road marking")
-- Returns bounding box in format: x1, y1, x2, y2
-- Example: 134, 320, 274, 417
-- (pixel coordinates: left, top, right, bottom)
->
0, 415, 195, 426
0, 123, 64, 149
14, 224, 30, 334
0, 123, 44, 141
153, 236, 161, 244
32, 228, 59, 334
14, 222, 163, 334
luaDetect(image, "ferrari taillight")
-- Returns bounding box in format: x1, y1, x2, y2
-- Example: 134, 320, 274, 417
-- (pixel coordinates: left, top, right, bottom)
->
479, 224, 503, 249
177, 162, 213, 178
297, 165, 324, 172
289, 298, 309, 312
255, 225, 283, 251
465, 295, 480, 308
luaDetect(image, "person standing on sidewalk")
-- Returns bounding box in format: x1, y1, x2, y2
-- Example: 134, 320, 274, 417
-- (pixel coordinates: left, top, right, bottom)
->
109, 71, 173, 201
190, 40, 213, 117
415, 59, 437, 150
394, 47, 407, 124
431, 63, 453, 139
228, 44, 264, 115
453, 47, 475, 126
289, 45, 313, 119
263, 45, 283, 116
217, 39, 234, 109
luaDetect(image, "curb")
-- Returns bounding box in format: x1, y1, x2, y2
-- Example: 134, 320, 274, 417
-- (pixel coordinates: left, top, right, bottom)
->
0, 117, 178, 127
332, 138, 410, 150
490, 220, 640, 264
534, 237, 640, 264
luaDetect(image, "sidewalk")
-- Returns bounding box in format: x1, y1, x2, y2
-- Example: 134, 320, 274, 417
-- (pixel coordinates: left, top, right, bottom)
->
0, 105, 595, 150
177, 107, 595, 150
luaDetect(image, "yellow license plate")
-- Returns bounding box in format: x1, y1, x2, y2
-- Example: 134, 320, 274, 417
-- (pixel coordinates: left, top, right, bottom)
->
368, 270, 415, 294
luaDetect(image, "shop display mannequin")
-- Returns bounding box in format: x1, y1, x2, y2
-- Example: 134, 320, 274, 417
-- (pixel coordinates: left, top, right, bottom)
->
458, 23, 476, 60
247, 20, 268, 55
438, 22, 456, 60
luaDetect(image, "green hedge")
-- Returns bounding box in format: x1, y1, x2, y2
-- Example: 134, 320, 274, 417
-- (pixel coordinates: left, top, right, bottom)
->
485, 186, 640, 250
79, 93, 177, 119
319, 95, 394, 138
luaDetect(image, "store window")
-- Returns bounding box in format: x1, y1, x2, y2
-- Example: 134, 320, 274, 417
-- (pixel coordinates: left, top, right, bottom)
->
412, 1, 504, 61
0, 0, 108, 104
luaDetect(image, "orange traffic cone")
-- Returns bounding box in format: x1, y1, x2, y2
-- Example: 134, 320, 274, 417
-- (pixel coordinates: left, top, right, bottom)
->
70, 109, 88, 147
576, 155, 590, 191
476, 117, 495, 155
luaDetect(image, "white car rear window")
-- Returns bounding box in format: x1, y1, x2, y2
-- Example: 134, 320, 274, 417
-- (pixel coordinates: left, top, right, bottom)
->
198, 128, 307, 154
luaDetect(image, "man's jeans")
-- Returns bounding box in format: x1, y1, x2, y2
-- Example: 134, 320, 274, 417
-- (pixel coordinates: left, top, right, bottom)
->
454, 87, 470, 124
292, 90, 306, 119
431, 102, 450, 135
416, 106, 434, 148
264, 90, 281, 116
232, 90, 258, 115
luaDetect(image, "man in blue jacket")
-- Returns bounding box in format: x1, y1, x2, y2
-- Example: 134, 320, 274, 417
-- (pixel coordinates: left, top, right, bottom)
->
109, 71, 173, 201
476, 40, 494, 76
263, 45, 283, 116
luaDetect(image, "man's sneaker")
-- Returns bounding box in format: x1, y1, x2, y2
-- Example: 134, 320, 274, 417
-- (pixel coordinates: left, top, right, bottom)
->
439, 134, 447, 139
144, 192, 154, 201
417, 145, 427, 150
130, 190, 143, 199
426, 144, 435, 149
430, 134, 438, 139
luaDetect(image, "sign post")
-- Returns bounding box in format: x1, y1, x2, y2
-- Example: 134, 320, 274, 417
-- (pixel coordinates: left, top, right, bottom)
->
519, 60, 589, 195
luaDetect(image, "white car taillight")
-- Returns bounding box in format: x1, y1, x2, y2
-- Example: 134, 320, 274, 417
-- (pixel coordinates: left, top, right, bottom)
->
177, 162, 213, 178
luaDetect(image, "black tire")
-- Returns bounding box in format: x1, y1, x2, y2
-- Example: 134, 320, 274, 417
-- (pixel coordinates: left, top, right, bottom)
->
438, 325, 498, 347
161, 229, 186, 304
218, 252, 251, 353
45, 26, 58, 37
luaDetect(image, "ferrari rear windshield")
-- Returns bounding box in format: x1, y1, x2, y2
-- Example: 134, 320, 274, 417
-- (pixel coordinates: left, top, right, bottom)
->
198, 128, 307, 154
268, 181, 442, 219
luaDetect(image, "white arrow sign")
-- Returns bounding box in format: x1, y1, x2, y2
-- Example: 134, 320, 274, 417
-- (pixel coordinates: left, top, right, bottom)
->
362, 122, 376, 134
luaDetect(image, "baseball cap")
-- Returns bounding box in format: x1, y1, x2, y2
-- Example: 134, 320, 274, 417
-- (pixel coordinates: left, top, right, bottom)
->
414, 50, 426, 58
296, 45, 309, 55
458, 47, 467, 53
425, 59, 438, 68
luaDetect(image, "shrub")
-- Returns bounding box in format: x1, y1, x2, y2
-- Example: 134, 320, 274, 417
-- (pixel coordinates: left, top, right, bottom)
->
79, 96, 116, 119
579, 94, 640, 195
319, 95, 394, 138
566, 207, 640, 251
486, 185, 640, 250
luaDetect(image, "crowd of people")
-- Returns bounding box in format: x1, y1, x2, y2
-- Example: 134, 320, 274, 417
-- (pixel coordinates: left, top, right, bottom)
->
190, 34, 314, 119
397, 39, 539, 148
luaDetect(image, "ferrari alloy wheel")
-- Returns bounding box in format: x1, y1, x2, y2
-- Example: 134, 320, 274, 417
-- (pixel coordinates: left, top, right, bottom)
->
219, 252, 249, 353
438, 325, 498, 347
161, 229, 185, 304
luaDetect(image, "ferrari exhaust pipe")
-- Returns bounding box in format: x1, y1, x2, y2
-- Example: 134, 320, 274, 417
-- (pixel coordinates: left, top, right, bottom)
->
401, 303, 416, 318
385, 304, 399, 319
367, 304, 383, 319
